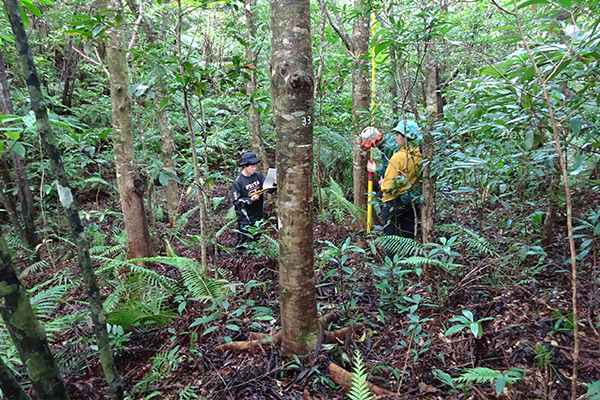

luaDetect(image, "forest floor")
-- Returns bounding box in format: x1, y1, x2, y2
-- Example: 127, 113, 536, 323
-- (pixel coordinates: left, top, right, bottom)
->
12, 183, 600, 400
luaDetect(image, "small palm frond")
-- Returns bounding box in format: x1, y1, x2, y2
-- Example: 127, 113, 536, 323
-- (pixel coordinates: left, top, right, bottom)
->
373, 235, 424, 258
438, 224, 498, 256
323, 178, 367, 223
4, 232, 34, 255
29, 283, 69, 319
348, 349, 375, 400
107, 294, 176, 328
94, 256, 178, 291
399, 256, 463, 271
19, 259, 51, 278
454, 367, 502, 385
90, 242, 129, 257
172, 205, 200, 237
135, 256, 229, 302
215, 217, 236, 239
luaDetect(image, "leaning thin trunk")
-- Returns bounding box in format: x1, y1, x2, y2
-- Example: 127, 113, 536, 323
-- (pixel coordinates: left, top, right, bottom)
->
542, 160, 561, 248
0, 355, 31, 400
177, 0, 208, 275
0, 235, 68, 400
270, 0, 319, 357
4, 0, 125, 396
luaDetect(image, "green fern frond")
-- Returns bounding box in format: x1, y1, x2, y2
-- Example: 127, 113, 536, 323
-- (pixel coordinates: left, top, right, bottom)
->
172, 205, 201, 237
373, 235, 424, 258
438, 224, 498, 256
216, 217, 236, 238
107, 296, 176, 328
348, 349, 375, 400
454, 367, 501, 384
4, 232, 34, 254
94, 256, 178, 291
323, 178, 367, 223
29, 284, 69, 319
19, 259, 50, 278
90, 242, 129, 257
399, 256, 463, 271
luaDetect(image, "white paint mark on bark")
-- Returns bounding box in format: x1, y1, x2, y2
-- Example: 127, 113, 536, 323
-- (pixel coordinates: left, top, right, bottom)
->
56, 181, 73, 209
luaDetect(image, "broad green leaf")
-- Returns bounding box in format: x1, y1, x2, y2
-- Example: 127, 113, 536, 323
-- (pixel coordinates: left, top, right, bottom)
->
470, 322, 482, 339
159, 171, 169, 187
570, 116, 581, 137
432, 369, 455, 388
525, 130, 534, 150
21, 0, 42, 18
587, 380, 600, 397
569, 153, 586, 176
495, 374, 506, 396
517, 0, 549, 8
12, 142, 25, 158
445, 324, 465, 337
462, 310, 474, 321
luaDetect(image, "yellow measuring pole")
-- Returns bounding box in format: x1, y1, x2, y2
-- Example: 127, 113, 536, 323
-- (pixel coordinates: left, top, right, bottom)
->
367, 12, 376, 234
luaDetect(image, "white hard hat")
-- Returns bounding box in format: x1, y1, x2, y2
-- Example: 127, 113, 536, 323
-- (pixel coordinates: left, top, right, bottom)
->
360, 127, 382, 147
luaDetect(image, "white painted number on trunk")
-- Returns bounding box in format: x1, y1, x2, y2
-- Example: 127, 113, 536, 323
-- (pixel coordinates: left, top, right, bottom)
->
302, 116, 312, 126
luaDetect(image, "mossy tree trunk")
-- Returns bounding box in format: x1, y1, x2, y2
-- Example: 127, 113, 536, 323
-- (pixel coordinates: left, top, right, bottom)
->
421, 45, 437, 244
270, 0, 319, 357
0, 354, 31, 400
0, 234, 67, 400
3, 0, 124, 397
100, 0, 153, 260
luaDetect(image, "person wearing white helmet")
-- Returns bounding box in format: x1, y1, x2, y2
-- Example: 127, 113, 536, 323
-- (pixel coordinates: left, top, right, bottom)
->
360, 126, 401, 186
367, 120, 422, 240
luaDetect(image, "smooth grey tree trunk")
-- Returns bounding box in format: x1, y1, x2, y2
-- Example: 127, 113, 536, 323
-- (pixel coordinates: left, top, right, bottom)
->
270, 0, 319, 357
4, 0, 124, 397
422, 48, 437, 244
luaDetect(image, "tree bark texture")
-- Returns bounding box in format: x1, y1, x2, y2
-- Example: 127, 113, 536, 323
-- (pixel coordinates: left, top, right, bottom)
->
270, 0, 319, 357
5, 0, 124, 397
124, 0, 180, 224
421, 49, 437, 244
101, 0, 153, 260
245, 0, 268, 172
0, 49, 39, 251
351, 1, 370, 218
0, 355, 31, 400
0, 234, 67, 400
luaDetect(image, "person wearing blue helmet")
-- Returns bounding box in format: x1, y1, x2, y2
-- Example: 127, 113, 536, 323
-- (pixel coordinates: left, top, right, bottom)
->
367, 120, 422, 240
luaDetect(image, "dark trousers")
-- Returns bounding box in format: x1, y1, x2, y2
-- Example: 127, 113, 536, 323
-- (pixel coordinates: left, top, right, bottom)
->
235, 222, 259, 251
381, 197, 417, 239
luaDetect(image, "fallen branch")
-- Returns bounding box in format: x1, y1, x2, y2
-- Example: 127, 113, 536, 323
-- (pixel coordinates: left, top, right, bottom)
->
327, 362, 395, 398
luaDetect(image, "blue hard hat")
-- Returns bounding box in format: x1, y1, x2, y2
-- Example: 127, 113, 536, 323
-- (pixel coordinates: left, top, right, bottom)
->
391, 120, 420, 140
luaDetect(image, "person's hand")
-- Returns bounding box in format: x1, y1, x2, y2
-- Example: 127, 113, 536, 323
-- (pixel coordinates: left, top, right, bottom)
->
251, 194, 260, 201
367, 160, 377, 173
378, 178, 384, 186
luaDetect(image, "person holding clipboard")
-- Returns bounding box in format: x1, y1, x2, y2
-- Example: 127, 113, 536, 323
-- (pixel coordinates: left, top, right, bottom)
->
230, 152, 276, 251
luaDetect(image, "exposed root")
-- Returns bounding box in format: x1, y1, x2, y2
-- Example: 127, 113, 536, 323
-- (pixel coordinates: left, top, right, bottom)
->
327, 362, 395, 399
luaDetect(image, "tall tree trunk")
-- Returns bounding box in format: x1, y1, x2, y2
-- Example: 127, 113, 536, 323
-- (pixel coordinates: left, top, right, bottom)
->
421, 48, 437, 244
270, 0, 319, 357
245, 0, 269, 171
0, 355, 31, 400
0, 49, 38, 251
351, 0, 371, 220
4, 0, 124, 397
100, 0, 153, 260
0, 235, 67, 400
177, 0, 208, 275
124, 0, 179, 225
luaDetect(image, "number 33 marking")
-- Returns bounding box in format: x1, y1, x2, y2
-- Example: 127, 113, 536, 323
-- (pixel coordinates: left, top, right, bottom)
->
302, 116, 312, 126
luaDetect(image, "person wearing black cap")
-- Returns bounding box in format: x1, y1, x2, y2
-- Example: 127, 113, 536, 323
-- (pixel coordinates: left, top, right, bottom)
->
231, 152, 274, 251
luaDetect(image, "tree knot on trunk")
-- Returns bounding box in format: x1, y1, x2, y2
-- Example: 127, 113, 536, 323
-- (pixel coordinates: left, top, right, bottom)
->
133, 178, 145, 197
289, 72, 312, 89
